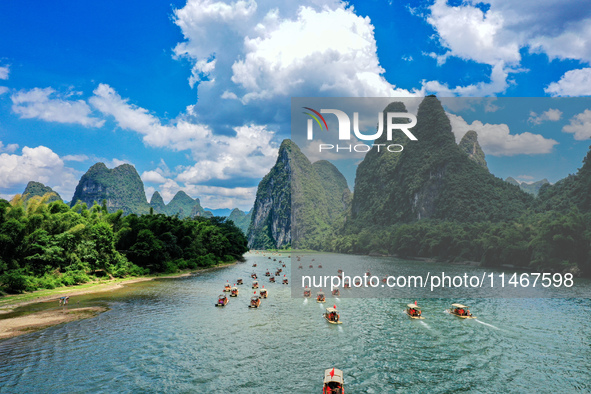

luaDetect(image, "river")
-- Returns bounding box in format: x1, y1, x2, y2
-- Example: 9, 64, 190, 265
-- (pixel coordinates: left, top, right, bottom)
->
1, 252, 590, 393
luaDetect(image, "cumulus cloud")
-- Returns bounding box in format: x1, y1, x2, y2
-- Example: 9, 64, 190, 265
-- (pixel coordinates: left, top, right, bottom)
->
141, 170, 167, 184
447, 113, 558, 156
231, 6, 417, 102
173, 0, 418, 103
545, 68, 591, 96
11, 87, 104, 127
428, 0, 521, 66
0, 141, 19, 154
0, 145, 80, 199
425, 0, 591, 96
528, 108, 563, 125
562, 109, 591, 140
90, 84, 211, 149
423, 62, 510, 96
90, 83, 279, 184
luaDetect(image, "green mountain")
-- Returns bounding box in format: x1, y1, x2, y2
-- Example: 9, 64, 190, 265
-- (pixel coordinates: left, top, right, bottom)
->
537, 146, 591, 213
247, 139, 351, 250
247, 140, 292, 249
22, 181, 62, 203
349, 102, 412, 227
149, 191, 166, 213
227, 208, 252, 234
312, 160, 352, 221
165, 190, 205, 218
458, 130, 488, 169
70, 163, 150, 215
349, 96, 532, 227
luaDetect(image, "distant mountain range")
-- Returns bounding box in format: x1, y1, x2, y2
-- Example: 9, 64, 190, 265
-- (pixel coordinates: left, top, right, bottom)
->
505, 177, 549, 196
18, 163, 251, 234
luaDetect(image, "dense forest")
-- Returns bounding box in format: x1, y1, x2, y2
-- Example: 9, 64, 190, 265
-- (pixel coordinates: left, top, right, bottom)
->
328, 144, 591, 276
0, 194, 248, 294
330, 209, 590, 276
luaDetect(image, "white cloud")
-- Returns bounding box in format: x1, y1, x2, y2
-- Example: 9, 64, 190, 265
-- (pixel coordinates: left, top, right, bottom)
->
62, 154, 89, 162
562, 109, 591, 140
447, 113, 558, 156
0, 86, 8, 95
184, 184, 257, 210
11, 87, 104, 127
0, 141, 19, 154
157, 179, 182, 203
90, 84, 279, 185
428, 0, 521, 66
0, 65, 9, 80
425, 0, 591, 96
144, 186, 156, 202
173, 0, 258, 88
176, 123, 278, 183
528, 108, 563, 125
545, 68, 591, 96
231, 6, 418, 102
221, 90, 238, 99
0, 145, 79, 199
423, 62, 510, 96
156, 178, 257, 210
90, 84, 212, 149
173, 1, 417, 102
141, 170, 167, 184
109, 158, 132, 168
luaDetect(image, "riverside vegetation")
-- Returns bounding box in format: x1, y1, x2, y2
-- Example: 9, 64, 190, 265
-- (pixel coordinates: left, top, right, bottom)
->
0, 196, 248, 294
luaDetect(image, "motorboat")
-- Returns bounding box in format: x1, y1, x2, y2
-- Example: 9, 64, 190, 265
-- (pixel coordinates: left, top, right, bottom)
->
215, 294, 228, 307
324, 306, 341, 324
323, 368, 344, 394
406, 303, 424, 319
448, 303, 476, 319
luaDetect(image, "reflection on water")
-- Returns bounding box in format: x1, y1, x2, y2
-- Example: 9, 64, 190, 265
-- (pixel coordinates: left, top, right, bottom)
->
0, 252, 590, 393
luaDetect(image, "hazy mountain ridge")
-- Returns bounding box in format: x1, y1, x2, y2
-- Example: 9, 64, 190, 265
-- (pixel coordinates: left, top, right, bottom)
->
505, 177, 550, 196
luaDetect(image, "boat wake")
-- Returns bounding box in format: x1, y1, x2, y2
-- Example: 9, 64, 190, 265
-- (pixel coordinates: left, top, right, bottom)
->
419, 320, 432, 330
475, 320, 500, 330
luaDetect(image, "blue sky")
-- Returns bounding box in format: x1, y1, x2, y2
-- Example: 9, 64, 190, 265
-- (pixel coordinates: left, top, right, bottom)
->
0, 0, 590, 210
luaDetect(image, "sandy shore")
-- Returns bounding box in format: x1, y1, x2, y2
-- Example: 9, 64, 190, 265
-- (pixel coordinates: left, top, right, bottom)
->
0, 307, 109, 340
0, 262, 237, 340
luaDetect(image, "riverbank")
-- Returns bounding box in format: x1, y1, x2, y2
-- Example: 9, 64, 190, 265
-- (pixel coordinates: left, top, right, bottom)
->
0, 261, 237, 340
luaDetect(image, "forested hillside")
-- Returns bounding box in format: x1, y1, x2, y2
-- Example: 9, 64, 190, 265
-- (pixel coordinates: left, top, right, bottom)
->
0, 195, 248, 294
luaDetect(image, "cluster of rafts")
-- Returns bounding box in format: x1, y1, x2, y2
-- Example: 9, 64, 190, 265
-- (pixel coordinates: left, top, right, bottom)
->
215, 252, 289, 309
